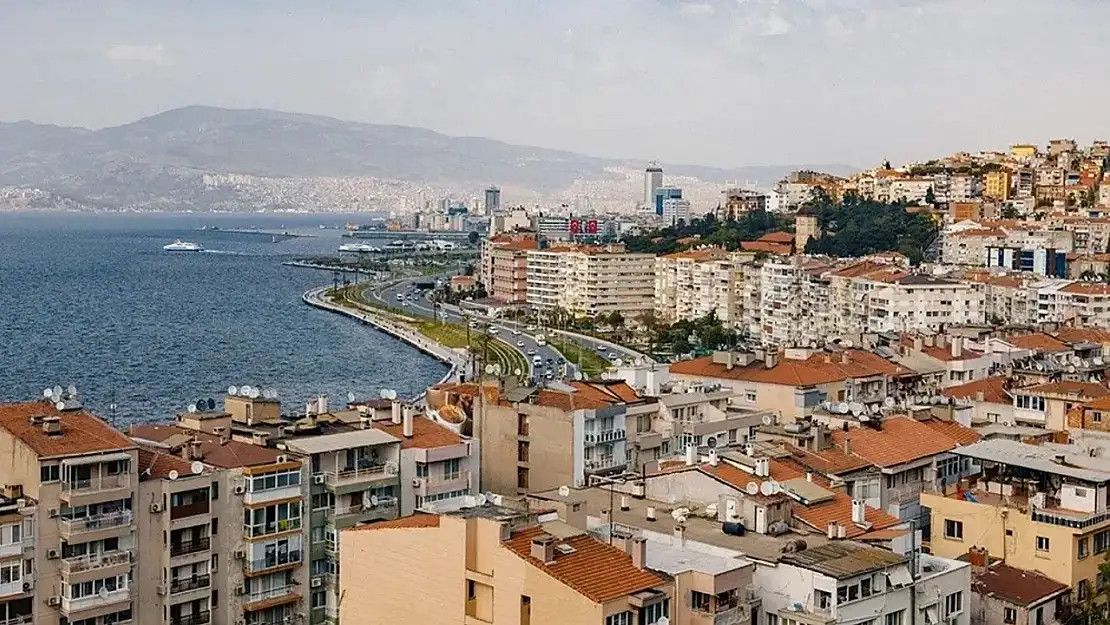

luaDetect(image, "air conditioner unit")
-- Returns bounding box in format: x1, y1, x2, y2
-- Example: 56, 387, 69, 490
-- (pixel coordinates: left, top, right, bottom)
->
48, 508, 59, 518
22, 580, 33, 592
313, 474, 326, 485
233, 485, 246, 495
157, 585, 168, 596
47, 596, 61, 607
412, 478, 423, 487
234, 549, 246, 560
234, 586, 246, 596
150, 502, 163, 513
46, 549, 59, 560
310, 577, 323, 588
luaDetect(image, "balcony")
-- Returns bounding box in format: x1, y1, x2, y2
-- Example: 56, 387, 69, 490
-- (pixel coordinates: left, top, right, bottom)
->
62, 587, 131, 614
60, 474, 131, 502
170, 574, 211, 594
0, 578, 29, 598
1031, 505, 1110, 530
245, 550, 303, 575
0, 615, 31, 625
59, 511, 133, 538
170, 537, 211, 557
887, 482, 926, 505
243, 484, 302, 506
243, 585, 300, 610
321, 465, 397, 493
243, 517, 303, 539
170, 611, 211, 625
584, 456, 626, 472
0, 536, 33, 559
60, 550, 131, 576
333, 498, 399, 529
170, 500, 210, 520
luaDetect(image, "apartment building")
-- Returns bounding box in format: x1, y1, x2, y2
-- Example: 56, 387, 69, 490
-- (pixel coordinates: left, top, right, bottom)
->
969, 550, 1070, 625
0, 487, 34, 625
922, 438, 1110, 593
338, 502, 674, 625
1031, 280, 1110, 327
483, 237, 535, 305
867, 275, 986, 333
984, 170, 1012, 200
653, 248, 736, 325
759, 257, 834, 347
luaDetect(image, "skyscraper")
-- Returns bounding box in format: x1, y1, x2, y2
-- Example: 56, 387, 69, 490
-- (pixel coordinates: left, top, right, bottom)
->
654, 186, 682, 215
485, 186, 501, 212
643, 162, 664, 207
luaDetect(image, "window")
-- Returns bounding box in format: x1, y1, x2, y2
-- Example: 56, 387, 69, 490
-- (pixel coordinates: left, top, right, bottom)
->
1078, 579, 1089, 601
815, 590, 832, 610
641, 599, 669, 624
1096, 412, 1104, 423
247, 468, 301, 492
311, 493, 333, 511
746, 391, 757, 402
415, 463, 428, 478
1017, 395, 1046, 411
517, 467, 529, 489
211, 481, 219, 500
467, 580, 476, 600
885, 610, 904, 625
443, 459, 461, 480
40, 464, 60, 483
861, 577, 873, 597
691, 591, 712, 613
311, 590, 327, 609
1036, 536, 1050, 552
1004, 607, 1017, 624
211, 588, 219, 607
1079, 537, 1090, 559
211, 519, 219, 536
767, 614, 779, 625
606, 613, 633, 625
1096, 530, 1110, 554
945, 519, 963, 540
945, 592, 963, 617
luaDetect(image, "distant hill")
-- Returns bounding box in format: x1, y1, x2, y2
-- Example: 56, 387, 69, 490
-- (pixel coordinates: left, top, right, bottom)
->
0, 106, 856, 210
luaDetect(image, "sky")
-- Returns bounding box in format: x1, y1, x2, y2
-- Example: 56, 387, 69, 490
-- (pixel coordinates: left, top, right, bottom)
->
0, 0, 1106, 168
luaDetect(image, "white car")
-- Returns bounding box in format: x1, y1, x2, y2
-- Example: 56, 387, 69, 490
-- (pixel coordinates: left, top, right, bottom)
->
488, 328, 499, 335
512, 329, 521, 336
516, 341, 525, 347
596, 345, 606, 352
527, 349, 536, 356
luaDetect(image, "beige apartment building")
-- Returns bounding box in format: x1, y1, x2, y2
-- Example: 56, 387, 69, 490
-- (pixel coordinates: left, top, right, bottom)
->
654, 248, 739, 325
339, 503, 674, 625
482, 237, 535, 305
526, 245, 656, 316
0, 486, 35, 625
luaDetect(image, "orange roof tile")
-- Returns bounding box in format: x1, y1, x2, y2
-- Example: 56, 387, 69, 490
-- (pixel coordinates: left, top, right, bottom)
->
919, 419, 982, 446
504, 525, 666, 603
759, 231, 795, 243
1055, 327, 1110, 345
1061, 282, 1110, 295
660, 248, 729, 261
920, 345, 984, 362
856, 528, 912, 542
1025, 381, 1110, 399
830, 417, 959, 468
1006, 333, 1070, 353
349, 513, 442, 531
137, 446, 200, 480
531, 390, 613, 411
0, 401, 134, 459
792, 490, 902, 538
739, 241, 792, 254
785, 444, 873, 476
375, 416, 462, 450
569, 381, 642, 405
942, 376, 1012, 405
669, 350, 907, 388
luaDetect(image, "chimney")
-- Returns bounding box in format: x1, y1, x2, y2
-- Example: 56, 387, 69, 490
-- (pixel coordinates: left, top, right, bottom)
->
673, 524, 686, 547
837, 523, 846, 539
213, 426, 230, 445
765, 352, 778, 369
620, 495, 630, 511
841, 352, 851, 365
951, 337, 963, 359
646, 507, 657, 521
403, 407, 414, 438
391, 400, 402, 425
968, 546, 988, 571
708, 449, 719, 467
913, 337, 924, 352
937, 335, 948, 349
530, 535, 556, 564
630, 537, 648, 570
975, 391, 985, 402
685, 444, 697, 466
317, 395, 328, 414
806, 472, 813, 482
843, 436, 851, 456
41, 416, 61, 435
827, 521, 837, 539
851, 499, 866, 524
3, 485, 22, 500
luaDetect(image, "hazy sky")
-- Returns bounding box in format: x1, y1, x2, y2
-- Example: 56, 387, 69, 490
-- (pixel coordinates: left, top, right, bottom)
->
1, 1, 1105, 168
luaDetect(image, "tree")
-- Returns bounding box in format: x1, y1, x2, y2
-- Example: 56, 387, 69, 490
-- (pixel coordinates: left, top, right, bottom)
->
605, 311, 625, 328
1000, 206, 1020, 219
924, 186, 936, 205
463, 263, 476, 276
468, 231, 480, 245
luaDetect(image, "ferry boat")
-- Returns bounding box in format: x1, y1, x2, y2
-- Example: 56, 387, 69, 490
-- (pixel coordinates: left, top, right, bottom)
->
338, 243, 380, 253
163, 240, 203, 252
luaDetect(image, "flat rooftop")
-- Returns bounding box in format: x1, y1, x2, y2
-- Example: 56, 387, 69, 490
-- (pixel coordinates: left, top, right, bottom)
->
780, 542, 907, 580
952, 439, 1110, 483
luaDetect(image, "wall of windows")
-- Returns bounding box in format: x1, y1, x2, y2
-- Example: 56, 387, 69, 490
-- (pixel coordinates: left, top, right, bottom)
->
247, 468, 301, 493
243, 501, 302, 537
66, 574, 129, 599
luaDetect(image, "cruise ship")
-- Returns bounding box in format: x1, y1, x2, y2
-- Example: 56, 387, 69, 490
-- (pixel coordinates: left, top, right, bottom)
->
338, 242, 381, 253
163, 240, 203, 252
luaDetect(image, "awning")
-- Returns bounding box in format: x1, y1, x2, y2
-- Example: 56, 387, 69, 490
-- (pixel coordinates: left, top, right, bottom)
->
61, 452, 131, 467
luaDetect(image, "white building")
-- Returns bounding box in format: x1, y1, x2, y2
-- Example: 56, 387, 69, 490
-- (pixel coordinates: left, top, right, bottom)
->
644, 162, 664, 207
526, 245, 656, 316
661, 198, 691, 224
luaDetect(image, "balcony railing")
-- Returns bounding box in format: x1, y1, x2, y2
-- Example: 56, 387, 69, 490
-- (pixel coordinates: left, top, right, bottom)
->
244, 584, 298, 606
59, 511, 133, 535
170, 500, 210, 520
61, 474, 131, 497
585, 457, 625, 471
585, 429, 626, 444
0, 580, 27, 598
245, 550, 302, 575
322, 464, 395, 488
60, 550, 131, 575
170, 574, 211, 594
0, 615, 32, 625
243, 517, 302, 539
62, 587, 130, 613
1032, 505, 1110, 530
887, 482, 925, 504
170, 611, 211, 625
170, 537, 211, 557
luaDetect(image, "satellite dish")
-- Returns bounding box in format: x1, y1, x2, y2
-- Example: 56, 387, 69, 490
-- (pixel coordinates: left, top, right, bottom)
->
657, 618, 669, 625
206, 398, 216, 411
615, 358, 624, 367
379, 389, 390, 399
493, 364, 503, 376
228, 385, 239, 396
930, 396, 942, 405
266, 389, 278, 399
66, 384, 77, 397
706, 436, 718, 448
347, 391, 356, 402
558, 485, 571, 497
871, 403, 881, 413
484, 364, 495, 374
1068, 365, 1077, 373
249, 387, 261, 399
761, 415, 774, 426
191, 461, 204, 475
849, 402, 863, 415
1096, 357, 1105, 366
55, 401, 65, 411
42, 388, 52, 398
187, 403, 198, 413
837, 402, 850, 414
52, 385, 63, 397
514, 368, 523, 377
746, 482, 760, 495
884, 397, 896, 408
239, 385, 251, 397
97, 587, 109, 600
475, 494, 488, 506
760, 482, 775, 497
168, 470, 179, 481
370, 495, 380, 507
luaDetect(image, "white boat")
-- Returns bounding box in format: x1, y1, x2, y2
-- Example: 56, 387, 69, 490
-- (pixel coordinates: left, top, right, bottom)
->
338, 243, 380, 253
163, 240, 203, 252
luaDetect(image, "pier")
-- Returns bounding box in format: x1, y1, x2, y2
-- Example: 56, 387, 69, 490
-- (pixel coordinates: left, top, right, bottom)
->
196, 227, 314, 240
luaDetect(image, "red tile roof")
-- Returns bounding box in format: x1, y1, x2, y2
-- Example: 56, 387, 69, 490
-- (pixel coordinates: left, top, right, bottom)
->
942, 376, 1012, 405
1006, 333, 1071, 353
375, 417, 462, 450
830, 417, 960, 468
532, 391, 612, 411
972, 563, 1069, 607
1055, 327, 1110, 345
785, 444, 873, 476
0, 401, 134, 458
919, 419, 982, 446
1025, 381, 1110, 399
129, 423, 285, 469
349, 514, 442, 531
138, 446, 201, 480
503, 525, 666, 603
670, 350, 907, 387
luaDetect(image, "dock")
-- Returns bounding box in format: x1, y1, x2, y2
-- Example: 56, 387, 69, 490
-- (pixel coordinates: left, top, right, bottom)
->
196, 227, 315, 240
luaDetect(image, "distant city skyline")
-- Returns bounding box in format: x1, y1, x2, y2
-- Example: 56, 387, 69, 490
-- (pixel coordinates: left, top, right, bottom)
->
0, 1, 1106, 168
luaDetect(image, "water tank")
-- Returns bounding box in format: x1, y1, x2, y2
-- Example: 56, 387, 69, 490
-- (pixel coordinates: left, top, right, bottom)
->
722, 522, 746, 536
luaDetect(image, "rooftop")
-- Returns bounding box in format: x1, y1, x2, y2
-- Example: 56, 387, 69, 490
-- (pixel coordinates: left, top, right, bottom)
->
829, 417, 965, 468
281, 428, 401, 455
779, 541, 907, 580
971, 562, 1070, 607
0, 401, 134, 459
942, 377, 1012, 406
670, 349, 908, 388
137, 446, 204, 481
951, 438, 1110, 483
374, 417, 463, 449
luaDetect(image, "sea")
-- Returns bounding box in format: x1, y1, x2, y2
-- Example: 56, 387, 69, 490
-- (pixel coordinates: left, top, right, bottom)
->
0, 212, 448, 425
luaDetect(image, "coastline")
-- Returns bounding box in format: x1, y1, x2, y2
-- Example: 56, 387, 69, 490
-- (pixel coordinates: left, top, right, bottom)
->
302, 286, 462, 402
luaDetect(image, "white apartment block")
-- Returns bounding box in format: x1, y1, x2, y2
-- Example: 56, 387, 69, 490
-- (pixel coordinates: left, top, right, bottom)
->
759, 257, 833, 347
866, 275, 986, 333
1030, 280, 1110, 328
526, 245, 656, 316
654, 249, 739, 325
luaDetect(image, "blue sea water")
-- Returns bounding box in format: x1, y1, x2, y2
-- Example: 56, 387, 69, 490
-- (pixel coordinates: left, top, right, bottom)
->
0, 212, 447, 425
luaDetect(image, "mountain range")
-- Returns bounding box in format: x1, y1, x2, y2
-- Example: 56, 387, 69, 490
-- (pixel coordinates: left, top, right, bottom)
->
0, 106, 856, 211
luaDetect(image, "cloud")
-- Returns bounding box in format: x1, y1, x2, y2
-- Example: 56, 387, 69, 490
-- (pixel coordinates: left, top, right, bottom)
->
104, 44, 164, 64
679, 2, 716, 16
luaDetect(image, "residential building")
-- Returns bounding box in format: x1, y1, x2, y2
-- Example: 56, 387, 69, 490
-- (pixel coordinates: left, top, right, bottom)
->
653, 248, 733, 325
338, 502, 674, 625
968, 548, 1070, 625
526, 245, 656, 316
660, 198, 691, 224
0, 486, 34, 625
0, 400, 139, 625
758, 256, 834, 347
865, 275, 986, 333
984, 170, 1012, 201
794, 214, 820, 252
654, 187, 683, 216
482, 236, 536, 305
922, 438, 1110, 592
719, 188, 768, 219
942, 377, 1014, 425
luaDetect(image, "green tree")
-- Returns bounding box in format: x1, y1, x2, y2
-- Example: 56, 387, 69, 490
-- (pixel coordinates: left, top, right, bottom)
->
468, 231, 480, 245
1000, 206, 1020, 219
924, 186, 936, 205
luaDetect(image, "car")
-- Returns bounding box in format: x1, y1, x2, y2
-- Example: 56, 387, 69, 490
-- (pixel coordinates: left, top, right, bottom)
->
545, 371, 554, 379
516, 341, 525, 347
488, 328, 499, 335
527, 349, 536, 356
546, 358, 553, 364
512, 329, 521, 336
526, 325, 537, 331
596, 345, 606, 352
469, 321, 478, 329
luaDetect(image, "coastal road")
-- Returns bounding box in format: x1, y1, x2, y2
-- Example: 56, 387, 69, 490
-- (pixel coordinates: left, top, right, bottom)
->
369, 278, 578, 381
